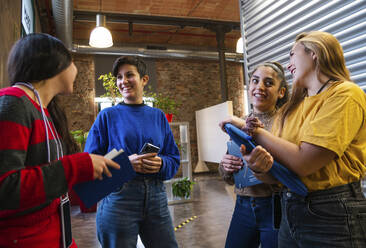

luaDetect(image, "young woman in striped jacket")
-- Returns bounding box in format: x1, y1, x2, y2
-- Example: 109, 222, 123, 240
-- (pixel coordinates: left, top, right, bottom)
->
0, 33, 120, 248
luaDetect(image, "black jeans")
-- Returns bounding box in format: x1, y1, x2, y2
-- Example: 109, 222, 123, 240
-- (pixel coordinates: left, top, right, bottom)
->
279, 181, 366, 248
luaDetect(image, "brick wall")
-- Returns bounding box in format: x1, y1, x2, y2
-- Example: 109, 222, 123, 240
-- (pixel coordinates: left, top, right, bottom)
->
58, 54, 96, 133
227, 64, 245, 118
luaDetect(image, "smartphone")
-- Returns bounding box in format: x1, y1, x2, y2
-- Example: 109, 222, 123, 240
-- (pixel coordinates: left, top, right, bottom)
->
60, 196, 72, 248
139, 143, 160, 154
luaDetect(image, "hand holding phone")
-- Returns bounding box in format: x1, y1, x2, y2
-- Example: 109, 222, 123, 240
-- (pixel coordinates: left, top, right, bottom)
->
132, 143, 161, 174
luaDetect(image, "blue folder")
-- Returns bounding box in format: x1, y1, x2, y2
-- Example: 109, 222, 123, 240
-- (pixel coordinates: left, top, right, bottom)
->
224, 123, 308, 197
73, 150, 136, 208
227, 141, 262, 188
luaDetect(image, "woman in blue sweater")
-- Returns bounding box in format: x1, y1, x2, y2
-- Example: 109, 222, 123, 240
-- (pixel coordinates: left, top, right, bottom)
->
85, 56, 180, 248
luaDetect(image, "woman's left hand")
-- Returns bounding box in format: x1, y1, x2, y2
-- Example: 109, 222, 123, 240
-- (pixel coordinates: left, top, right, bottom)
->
240, 144, 273, 173
242, 117, 264, 137
142, 154, 162, 173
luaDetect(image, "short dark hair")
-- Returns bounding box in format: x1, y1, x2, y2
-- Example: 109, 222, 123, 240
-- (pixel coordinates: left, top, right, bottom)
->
112, 56, 147, 78
7, 33, 72, 84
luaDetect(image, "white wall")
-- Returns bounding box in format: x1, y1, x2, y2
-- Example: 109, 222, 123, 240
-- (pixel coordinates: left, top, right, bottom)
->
195, 101, 233, 163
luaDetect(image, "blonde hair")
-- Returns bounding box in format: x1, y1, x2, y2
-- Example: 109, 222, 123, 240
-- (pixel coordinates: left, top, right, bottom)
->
277, 31, 351, 134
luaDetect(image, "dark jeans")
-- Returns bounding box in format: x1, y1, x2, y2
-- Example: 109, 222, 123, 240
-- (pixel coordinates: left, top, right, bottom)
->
279, 181, 366, 248
225, 195, 279, 248
96, 177, 178, 248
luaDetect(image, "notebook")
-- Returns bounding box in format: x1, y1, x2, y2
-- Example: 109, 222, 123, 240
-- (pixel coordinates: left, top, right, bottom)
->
73, 148, 136, 208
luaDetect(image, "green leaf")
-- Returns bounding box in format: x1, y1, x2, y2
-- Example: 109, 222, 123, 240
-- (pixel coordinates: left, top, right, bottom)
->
143, 86, 180, 115
172, 177, 195, 198
99, 72, 120, 104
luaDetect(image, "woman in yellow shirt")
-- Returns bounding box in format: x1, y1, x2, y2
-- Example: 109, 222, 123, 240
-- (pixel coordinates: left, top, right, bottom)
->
228, 31, 366, 247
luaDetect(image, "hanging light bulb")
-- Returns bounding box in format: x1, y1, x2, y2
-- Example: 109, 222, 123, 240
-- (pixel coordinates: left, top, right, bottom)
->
236, 37, 243, 53
89, 14, 113, 48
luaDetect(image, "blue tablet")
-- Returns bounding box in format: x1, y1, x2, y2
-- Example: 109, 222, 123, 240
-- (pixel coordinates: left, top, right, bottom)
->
227, 141, 262, 188
224, 123, 308, 197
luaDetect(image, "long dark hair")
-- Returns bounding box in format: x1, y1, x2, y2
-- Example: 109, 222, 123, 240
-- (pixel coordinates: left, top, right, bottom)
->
7, 33, 79, 154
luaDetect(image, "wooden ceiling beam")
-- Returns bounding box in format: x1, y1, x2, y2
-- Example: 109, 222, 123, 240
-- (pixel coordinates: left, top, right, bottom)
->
73, 10, 240, 31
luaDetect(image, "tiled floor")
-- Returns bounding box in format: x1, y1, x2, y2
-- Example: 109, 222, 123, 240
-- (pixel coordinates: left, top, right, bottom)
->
71, 174, 234, 248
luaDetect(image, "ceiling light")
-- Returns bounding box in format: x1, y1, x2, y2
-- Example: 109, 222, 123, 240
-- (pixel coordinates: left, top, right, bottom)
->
236, 37, 243, 53
89, 14, 113, 48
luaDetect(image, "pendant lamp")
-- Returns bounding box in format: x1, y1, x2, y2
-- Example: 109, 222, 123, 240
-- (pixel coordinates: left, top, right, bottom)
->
236, 37, 243, 53
89, 14, 113, 48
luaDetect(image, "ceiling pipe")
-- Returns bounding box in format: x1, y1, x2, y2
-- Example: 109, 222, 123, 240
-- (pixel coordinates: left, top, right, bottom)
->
73, 10, 240, 30
73, 44, 243, 62
52, 0, 73, 50
51, 0, 243, 62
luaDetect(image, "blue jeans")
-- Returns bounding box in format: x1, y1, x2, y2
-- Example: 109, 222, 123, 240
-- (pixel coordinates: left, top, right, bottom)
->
279, 181, 366, 248
225, 195, 279, 248
96, 176, 178, 248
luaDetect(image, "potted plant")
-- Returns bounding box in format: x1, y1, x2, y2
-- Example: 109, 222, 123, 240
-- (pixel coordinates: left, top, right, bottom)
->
70, 130, 89, 151
172, 177, 195, 199
98, 72, 121, 105
144, 88, 180, 122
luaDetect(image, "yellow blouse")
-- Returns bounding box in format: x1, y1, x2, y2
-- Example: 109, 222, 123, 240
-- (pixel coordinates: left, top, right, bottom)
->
272, 81, 366, 191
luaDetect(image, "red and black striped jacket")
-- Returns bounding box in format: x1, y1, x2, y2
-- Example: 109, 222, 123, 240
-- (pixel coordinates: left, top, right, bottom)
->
0, 87, 93, 227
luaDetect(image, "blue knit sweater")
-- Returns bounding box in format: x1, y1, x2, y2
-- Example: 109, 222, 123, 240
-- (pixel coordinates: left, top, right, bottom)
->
84, 103, 180, 180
